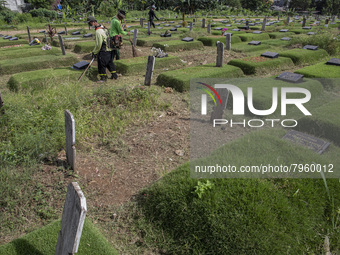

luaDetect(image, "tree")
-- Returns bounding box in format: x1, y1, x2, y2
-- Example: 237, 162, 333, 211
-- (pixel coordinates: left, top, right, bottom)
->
25, 0, 53, 9
288, 0, 312, 11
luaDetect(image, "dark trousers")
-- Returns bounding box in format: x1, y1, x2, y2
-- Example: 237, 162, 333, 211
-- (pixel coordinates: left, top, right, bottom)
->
149, 19, 155, 28
112, 47, 120, 60
98, 50, 116, 78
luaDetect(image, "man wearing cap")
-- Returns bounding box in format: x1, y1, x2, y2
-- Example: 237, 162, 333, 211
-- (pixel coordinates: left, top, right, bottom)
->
148, 5, 159, 28
110, 10, 130, 60
87, 16, 117, 82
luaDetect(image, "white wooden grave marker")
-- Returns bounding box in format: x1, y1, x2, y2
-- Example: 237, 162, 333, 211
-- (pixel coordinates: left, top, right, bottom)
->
65, 110, 76, 170
55, 182, 87, 255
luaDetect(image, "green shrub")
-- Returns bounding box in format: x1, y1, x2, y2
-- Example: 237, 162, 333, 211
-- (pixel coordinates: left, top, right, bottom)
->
138, 129, 340, 254
297, 98, 340, 146
228, 56, 294, 75
115, 55, 182, 75
29, 8, 57, 20
152, 40, 204, 52
0, 55, 78, 75
156, 64, 244, 92
197, 35, 242, 46
0, 9, 17, 24
279, 48, 329, 65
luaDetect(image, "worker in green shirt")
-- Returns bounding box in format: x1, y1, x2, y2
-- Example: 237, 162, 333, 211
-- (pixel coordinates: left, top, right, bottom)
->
87, 16, 117, 82
110, 10, 130, 60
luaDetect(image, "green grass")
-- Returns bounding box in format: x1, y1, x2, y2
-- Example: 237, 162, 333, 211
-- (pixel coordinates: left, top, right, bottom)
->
0, 44, 39, 51
268, 32, 295, 39
261, 39, 291, 47
197, 35, 242, 46
295, 60, 340, 78
0, 219, 118, 255
7, 68, 82, 92
137, 129, 340, 254
152, 40, 204, 52
136, 36, 180, 47
0, 47, 61, 61
231, 42, 272, 53
237, 33, 270, 42
279, 48, 329, 65
73, 41, 95, 53
0, 39, 28, 47
115, 55, 182, 75
0, 54, 78, 75
156, 64, 244, 92
228, 56, 294, 75
297, 98, 340, 146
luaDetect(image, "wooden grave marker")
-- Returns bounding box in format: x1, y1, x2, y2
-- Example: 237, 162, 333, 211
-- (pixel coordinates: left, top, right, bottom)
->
65, 110, 76, 170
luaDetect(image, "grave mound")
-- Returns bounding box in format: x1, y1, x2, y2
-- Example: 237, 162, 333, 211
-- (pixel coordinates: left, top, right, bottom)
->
152, 40, 204, 52
197, 36, 242, 46
294, 60, 340, 79
279, 48, 329, 65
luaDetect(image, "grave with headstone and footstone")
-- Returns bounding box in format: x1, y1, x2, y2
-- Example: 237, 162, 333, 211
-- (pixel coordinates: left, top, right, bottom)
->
326, 58, 340, 66
65, 110, 76, 170
283, 130, 330, 154
303, 45, 318, 50
276, 72, 304, 83
55, 182, 87, 255
261, 51, 279, 58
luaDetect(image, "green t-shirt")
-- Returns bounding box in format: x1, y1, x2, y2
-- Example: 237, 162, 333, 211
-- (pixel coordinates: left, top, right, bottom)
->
110, 17, 127, 37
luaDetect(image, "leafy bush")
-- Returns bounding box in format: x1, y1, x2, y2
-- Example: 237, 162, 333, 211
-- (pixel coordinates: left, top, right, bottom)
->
0, 9, 17, 24
30, 8, 57, 20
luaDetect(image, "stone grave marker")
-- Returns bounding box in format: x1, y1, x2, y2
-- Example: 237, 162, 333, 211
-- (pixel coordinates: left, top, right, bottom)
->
164, 24, 170, 27
73, 61, 89, 70
160, 33, 171, 37
83, 33, 92, 38
276, 72, 304, 83
232, 28, 240, 31
182, 37, 194, 42
147, 22, 151, 35
307, 32, 316, 35
4, 35, 12, 39
170, 28, 177, 31
190, 22, 193, 31
326, 58, 340, 66
261, 17, 267, 31
169, 21, 175, 24
202, 18, 205, 28
225, 33, 231, 50
155, 23, 160, 26
248, 41, 261, 45
261, 51, 279, 58
157, 27, 163, 29
210, 88, 229, 122
39, 30, 45, 33
58, 35, 66, 55
133, 28, 137, 47
281, 37, 291, 41
303, 45, 318, 50
140, 18, 143, 28
302, 16, 306, 27
27, 26, 31, 42
253, 31, 262, 34
65, 110, 76, 170
216, 42, 224, 67
9, 37, 18, 41
55, 182, 87, 255
44, 32, 47, 43
283, 130, 330, 154
64, 25, 68, 35
302, 26, 312, 29
286, 16, 290, 24
225, 24, 232, 27
207, 24, 211, 33
144, 56, 155, 86
0, 91, 3, 111
72, 31, 81, 35
175, 25, 181, 28
214, 27, 222, 30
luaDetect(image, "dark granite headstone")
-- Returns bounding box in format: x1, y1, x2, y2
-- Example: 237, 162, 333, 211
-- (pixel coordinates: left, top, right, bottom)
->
175, 25, 181, 28
302, 26, 312, 29
232, 28, 240, 31
73, 61, 89, 70
160, 33, 171, 37
164, 24, 170, 27
248, 41, 261, 45
71, 31, 81, 35
276, 72, 304, 83
161, 22, 165, 24
281, 37, 291, 41
253, 31, 262, 34
157, 27, 163, 29
261, 51, 279, 58
170, 28, 177, 31
4, 36, 12, 39
39, 30, 45, 33
169, 21, 175, 23
155, 23, 160, 26
249, 23, 255, 26
280, 29, 289, 32
303, 45, 318, 50
58, 31, 66, 34
9, 37, 18, 41
214, 27, 223, 30
225, 24, 232, 27
283, 130, 330, 154
240, 26, 249, 30
326, 58, 340, 66
182, 37, 194, 42
307, 32, 316, 35
83, 33, 93, 38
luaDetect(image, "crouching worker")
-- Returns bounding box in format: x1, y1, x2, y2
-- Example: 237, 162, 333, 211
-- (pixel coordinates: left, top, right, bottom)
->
87, 16, 118, 82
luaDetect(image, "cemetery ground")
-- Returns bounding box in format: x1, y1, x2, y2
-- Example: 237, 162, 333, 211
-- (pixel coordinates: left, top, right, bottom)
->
1, 18, 340, 254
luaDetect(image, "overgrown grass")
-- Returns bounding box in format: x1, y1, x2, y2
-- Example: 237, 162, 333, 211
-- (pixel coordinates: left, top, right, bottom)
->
136, 129, 340, 254
0, 219, 118, 254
